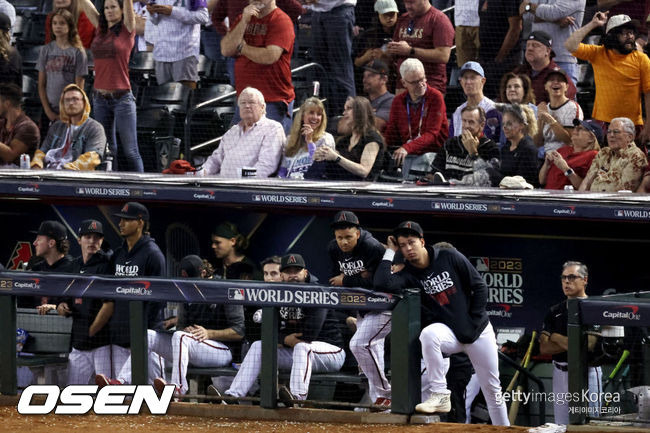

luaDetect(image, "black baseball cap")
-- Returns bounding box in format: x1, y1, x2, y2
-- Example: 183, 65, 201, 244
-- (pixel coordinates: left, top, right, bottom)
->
212, 222, 240, 239
280, 253, 306, 271
113, 202, 149, 221
180, 254, 203, 278
573, 118, 604, 145
78, 219, 104, 236
331, 210, 360, 229
528, 31, 553, 48
0, 13, 10, 33
393, 221, 424, 238
545, 67, 568, 83
363, 59, 389, 76
35, 220, 67, 241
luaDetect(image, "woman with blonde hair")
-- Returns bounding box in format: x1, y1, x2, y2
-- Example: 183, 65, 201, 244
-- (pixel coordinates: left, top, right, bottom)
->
278, 97, 335, 179
497, 103, 539, 187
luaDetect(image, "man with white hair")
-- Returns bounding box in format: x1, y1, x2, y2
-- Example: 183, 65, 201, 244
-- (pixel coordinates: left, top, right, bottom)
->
384, 58, 448, 168
198, 87, 285, 177
579, 117, 647, 192
566, 12, 650, 143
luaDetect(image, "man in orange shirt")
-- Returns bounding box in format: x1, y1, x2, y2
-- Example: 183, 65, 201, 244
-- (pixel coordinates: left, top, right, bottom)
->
565, 12, 650, 143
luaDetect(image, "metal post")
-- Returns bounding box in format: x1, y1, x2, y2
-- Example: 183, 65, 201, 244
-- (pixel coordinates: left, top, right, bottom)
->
260, 306, 278, 408
0, 295, 17, 395
567, 298, 588, 424
391, 289, 421, 414
130, 301, 148, 385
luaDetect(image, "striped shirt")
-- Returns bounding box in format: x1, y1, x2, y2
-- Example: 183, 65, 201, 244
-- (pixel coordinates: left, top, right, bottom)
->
149, 0, 209, 62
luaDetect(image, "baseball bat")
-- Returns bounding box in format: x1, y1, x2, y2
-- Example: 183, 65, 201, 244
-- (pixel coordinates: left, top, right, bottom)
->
507, 330, 537, 424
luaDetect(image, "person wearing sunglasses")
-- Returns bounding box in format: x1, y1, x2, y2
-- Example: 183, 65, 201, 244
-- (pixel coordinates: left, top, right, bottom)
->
539, 261, 602, 425
579, 117, 647, 192
387, 0, 454, 96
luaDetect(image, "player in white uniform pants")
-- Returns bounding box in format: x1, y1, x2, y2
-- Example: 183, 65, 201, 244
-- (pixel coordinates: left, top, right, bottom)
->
540, 261, 602, 424
153, 255, 245, 395
224, 254, 346, 403
327, 211, 389, 408
374, 221, 509, 426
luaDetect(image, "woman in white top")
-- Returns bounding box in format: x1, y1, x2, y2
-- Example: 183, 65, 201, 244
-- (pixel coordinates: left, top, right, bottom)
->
534, 68, 583, 157
278, 97, 334, 179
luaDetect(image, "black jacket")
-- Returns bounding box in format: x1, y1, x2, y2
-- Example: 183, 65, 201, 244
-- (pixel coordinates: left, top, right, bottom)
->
18, 254, 76, 308
432, 135, 501, 186
374, 246, 489, 344
327, 229, 385, 288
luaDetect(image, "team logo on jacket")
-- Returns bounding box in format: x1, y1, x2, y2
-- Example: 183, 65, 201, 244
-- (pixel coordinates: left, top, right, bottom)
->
421, 271, 455, 305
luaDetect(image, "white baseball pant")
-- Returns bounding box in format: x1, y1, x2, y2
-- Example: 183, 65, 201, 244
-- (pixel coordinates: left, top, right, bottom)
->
349, 311, 392, 402
465, 373, 481, 423
116, 330, 166, 384
169, 330, 233, 394
67, 345, 130, 385
226, 340, 346, 399
552, 362, 602, 424
420, 322, 509, 426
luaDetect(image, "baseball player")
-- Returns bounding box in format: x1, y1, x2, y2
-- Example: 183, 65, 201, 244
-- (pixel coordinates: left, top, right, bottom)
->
327, 210, 390, 410
153, 254, 246, 397
96, 202, 167, 386
540, 261, 602, 424
218, 254, 345, 405
56, 220, 116, 384
374, 221, 509, 426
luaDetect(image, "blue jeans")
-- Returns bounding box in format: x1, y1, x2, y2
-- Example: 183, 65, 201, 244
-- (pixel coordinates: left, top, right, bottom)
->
92, 91, 144, 172
311, 5, 356, 117
230, 100, 295, 135
554, 62, 578, 87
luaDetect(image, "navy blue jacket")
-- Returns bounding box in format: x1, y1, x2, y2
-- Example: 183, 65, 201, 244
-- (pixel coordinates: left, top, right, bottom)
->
327, 229, 385, 288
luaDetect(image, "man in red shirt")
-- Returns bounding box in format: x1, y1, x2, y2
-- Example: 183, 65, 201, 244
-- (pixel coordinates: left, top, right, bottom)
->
221, 0, 295, 133
384, 58, 448, 173
0, 83, 40, 167
387, 0, 454, 95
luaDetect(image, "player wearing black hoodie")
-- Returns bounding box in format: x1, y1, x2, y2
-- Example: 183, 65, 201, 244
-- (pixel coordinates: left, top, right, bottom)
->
374, 221, 508, 426
95, 202, 166, 387
327, 210, 391, 410
56, 219, 115, 384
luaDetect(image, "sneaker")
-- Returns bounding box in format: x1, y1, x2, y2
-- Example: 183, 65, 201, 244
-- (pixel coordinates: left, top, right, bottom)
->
153, 377, 180, 400
371, 397, 391, 413
206, 385, 228, 405
431, 172, 449, 186
95, 374, 121, 389
415, 392, 451, 414
278, 385, 295, 408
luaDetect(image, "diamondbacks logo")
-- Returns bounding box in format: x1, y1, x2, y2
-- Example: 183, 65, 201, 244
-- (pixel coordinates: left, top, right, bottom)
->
90, 221, 99, 230
286, 255, 299, 265
228, 288, 245, 301
8, 241, 32, 270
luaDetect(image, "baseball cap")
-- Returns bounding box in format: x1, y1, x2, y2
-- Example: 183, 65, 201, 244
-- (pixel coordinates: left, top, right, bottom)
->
459, 61, 484, 78
0, 13, 10, 33
180, 254, 203, 278
35, 220, 67, 241
528, 30, 553, 48
363, 59, 389, 76
113, 202, 150, 221
393, 221, 424, 238
212, 222, 239, 239
606, 14, 638, 34
544, 67, 568, 83
280, 253, 306, 271
573, 118, 604, 145
331, 210, 360, 228
162, 159, 196, 174
374, 0, 398, 15
78, 219, 104, 237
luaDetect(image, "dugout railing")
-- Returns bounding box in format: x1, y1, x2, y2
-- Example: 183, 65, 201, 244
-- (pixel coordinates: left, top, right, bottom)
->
0, 272, 422, 414
568, 292, 650, 425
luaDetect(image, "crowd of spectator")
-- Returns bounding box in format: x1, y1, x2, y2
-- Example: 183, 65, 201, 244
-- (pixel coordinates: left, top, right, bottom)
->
0, 0, 650, 192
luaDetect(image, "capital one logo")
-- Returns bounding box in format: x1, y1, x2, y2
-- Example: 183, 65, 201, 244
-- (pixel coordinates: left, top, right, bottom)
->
17, 385, 174, 415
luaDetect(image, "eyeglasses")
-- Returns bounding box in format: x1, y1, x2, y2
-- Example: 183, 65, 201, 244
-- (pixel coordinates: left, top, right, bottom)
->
404, 77, 426, 86
606, 129, 627, 136
560, 274, 583, 282
406, 19, 414, 36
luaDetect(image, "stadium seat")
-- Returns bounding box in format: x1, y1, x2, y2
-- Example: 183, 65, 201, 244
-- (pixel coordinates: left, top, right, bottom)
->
21, 45, 42, 78
21, 74, 42, 124
15, 12, 47, 49
184, 84, 236, 153
129, 51, 155, 94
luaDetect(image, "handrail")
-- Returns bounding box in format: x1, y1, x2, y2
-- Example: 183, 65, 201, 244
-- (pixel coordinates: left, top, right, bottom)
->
184, 62, 327, 159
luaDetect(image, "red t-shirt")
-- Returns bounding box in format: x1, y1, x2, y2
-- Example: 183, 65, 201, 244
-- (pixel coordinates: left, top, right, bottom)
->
232, 8, 295, 104
545, 145, 598, 190
0, 114, 40, 164
393, 7, 454, 94
90, 25, 135, 91
45, 12, 96, 49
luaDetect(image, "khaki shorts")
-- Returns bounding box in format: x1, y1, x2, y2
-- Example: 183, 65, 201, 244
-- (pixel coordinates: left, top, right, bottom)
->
455, 26, 480, 68
155, 56, 199, 84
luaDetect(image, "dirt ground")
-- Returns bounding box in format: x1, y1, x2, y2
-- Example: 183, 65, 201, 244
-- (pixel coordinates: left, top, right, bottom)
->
0, 405, 532, 433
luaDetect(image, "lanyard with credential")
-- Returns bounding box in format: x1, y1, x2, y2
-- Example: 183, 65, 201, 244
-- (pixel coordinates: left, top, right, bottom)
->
406, 96, 426, 141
